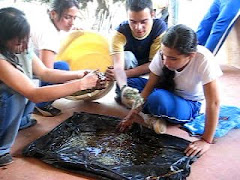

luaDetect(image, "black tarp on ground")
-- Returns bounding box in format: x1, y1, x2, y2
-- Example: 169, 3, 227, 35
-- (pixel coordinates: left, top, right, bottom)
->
23, 112, 197, 180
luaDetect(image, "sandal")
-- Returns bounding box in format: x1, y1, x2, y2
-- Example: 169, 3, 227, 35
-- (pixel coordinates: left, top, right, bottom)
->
19, 118, 37, 130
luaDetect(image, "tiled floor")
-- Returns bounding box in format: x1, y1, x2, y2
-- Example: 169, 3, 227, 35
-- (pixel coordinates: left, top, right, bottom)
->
0, 65, 240, 180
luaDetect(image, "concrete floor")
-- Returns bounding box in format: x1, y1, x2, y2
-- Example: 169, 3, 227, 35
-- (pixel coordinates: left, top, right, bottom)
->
0, 64, 240, 180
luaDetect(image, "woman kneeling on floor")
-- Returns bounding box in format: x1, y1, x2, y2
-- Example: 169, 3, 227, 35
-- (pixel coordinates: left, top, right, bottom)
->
117, 24, 222, 157
0, 7, 106, 167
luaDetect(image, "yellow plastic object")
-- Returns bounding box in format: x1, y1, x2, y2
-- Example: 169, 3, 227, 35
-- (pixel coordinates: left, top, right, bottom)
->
56, 30, 112, 72
56, 30, 114, 101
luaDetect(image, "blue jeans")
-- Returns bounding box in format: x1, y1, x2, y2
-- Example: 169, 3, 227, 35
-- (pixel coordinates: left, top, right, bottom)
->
36, 61, 70, 108
0, 86, 34, 156
124, 51, 138, 69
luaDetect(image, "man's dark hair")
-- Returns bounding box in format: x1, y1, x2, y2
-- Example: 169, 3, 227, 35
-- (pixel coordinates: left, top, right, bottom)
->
50, 0, 79, 19
126, 0, 153, 12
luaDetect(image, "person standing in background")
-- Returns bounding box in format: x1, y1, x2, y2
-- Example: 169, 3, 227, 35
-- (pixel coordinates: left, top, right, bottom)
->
152, 0, 169, 25
196, 0, 240, 55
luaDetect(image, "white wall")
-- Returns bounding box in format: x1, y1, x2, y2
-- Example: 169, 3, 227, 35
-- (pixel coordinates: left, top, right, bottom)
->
177, 0, 213, 30
177, 0, 237, 66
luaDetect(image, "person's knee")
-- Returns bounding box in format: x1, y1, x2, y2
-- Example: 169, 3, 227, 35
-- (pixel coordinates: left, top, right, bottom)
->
146, 90, 169, 114
124, 51, 138, 69
146, 90, 197, 121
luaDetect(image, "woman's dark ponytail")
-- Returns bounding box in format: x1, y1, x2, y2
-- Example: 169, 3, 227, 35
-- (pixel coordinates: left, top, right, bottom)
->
158, 65, 175, 92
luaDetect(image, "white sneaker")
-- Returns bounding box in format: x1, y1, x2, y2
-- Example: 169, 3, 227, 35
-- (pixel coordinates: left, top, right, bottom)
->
139, 112, 167, 134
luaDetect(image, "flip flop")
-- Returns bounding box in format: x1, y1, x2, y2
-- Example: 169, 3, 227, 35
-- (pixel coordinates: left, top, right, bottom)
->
19, 118, 37, 130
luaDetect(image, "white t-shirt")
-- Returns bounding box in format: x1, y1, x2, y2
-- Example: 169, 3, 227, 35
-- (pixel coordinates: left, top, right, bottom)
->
149, 45, 223, 102
30, 15, 61, 56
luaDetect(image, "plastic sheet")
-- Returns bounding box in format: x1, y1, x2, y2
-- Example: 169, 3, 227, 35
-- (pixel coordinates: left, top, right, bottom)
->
23, 112, 197, 180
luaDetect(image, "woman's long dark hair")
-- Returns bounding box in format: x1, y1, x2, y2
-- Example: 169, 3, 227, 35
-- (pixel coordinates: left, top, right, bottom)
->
158, 24, 197, 92
50, 0, 79, 19
0, 7, 30, 65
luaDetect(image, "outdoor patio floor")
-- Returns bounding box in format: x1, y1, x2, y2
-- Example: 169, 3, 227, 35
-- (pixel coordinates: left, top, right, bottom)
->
0, 64, 240, 180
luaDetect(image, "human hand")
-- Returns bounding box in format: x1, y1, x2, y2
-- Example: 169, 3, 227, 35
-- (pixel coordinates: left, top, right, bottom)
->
116, 110, 137, 132
116, 117, 133, 132
79, 71, 99, 90
85, 70, 107, 90
76, 70, 91, 78
184, 139, 211, 157
105, 66, 115, 81
95, 72, 107, 90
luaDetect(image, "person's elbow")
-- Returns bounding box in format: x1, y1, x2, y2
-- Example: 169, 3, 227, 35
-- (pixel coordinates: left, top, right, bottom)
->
23, 89, 45, 103
214, 97, 220, 109
27, 94, 42, 103
208, 95, 220, 109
